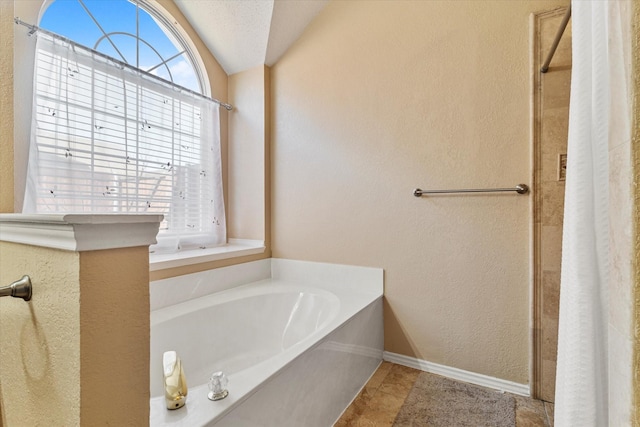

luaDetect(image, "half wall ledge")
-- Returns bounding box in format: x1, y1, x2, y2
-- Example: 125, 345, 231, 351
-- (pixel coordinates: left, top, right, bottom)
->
0, 214, 163, 251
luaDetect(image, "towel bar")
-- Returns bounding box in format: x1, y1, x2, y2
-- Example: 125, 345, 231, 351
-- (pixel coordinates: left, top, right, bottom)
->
413, 184, 529, 197
0, 276, 32, 301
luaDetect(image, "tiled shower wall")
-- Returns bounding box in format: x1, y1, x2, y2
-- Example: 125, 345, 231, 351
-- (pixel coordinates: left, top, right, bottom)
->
533, 7, 571, 403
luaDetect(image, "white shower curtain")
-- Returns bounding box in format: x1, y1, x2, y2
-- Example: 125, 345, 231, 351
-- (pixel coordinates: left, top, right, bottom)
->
554, 1, 614, 425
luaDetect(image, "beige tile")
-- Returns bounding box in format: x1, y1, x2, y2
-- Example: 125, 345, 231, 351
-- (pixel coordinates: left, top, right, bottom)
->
540, 29, 571, 62
533, 9, 568, 418
388, 363, 421, 377
351, 393, 372, 415
540, 12, 571, 66
335, 392, 370, 425
389, 370, 421, 386
540, 108, 570, 155
515, 394, 546, 412
364, 361, 394, 392
336, 362, 417, 426
540, 182, 566, 227
515, 395, 549, 427
355, 409, 398, 427
540, 360, 557, 402
541, 226, 563, 272
334, 411, 356, 426
516, 410, 549, 427
335, 362, 397, 426
366, 389, 407, 414
378, 364, 420, 395
541, 316, 559, 361
340, 362, 557, 426
358, 384, 378, 402
338, 413, 380, 427
541, 69, 571, 109
544, 402, 555, 427
542, 271, 560, 318
378, 380, 415, 397
533, 186, 543, 224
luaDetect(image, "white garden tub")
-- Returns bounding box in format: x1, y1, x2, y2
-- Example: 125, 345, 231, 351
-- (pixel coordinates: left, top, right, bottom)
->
150, 259, 383, 426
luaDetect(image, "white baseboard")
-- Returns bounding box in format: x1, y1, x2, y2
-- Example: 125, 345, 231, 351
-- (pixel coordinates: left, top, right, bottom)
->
383, 351, 530, 397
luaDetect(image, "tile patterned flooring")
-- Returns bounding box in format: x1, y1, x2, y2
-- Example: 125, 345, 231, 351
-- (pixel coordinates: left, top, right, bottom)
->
335, 362, 555, 427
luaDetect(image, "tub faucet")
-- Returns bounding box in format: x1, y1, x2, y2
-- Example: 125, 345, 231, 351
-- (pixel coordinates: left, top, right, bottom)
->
208, 371, 229, 401
163, 351, 188, 410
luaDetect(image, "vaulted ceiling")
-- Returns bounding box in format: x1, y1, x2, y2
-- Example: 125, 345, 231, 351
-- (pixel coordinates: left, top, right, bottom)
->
174, 0, 329, 75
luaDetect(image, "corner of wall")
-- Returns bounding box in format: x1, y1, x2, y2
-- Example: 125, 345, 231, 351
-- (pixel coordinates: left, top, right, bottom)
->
227, 65, 269, 243
632, 0, 640, 424
0, 0, 15, 213
263, 64, 272, 256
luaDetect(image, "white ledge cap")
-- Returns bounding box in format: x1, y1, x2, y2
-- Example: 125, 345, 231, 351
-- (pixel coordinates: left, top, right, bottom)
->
0, 214, 163, 251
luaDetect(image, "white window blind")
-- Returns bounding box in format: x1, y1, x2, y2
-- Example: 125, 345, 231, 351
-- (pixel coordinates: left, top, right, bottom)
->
23, 33, 226, 252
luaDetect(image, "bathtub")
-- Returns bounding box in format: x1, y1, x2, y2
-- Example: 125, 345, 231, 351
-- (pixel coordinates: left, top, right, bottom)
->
150, 259, 383, 426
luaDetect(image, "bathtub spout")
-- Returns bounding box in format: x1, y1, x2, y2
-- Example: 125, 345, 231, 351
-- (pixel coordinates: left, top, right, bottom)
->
163, 351, 188, 410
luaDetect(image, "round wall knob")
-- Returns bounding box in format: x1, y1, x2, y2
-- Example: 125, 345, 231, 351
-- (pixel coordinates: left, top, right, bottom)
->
207, 371, 229, 401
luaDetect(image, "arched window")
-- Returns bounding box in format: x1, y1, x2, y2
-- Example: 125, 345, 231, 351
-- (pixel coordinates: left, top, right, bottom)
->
22, 0, 226, 252
39, 0, 206, 93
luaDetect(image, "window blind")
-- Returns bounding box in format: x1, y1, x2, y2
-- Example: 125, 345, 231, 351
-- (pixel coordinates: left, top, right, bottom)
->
23, 33, 226, 252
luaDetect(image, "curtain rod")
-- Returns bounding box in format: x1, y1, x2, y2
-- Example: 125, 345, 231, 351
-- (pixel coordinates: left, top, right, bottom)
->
540, 6, 571, 73
14, 17, 234, 111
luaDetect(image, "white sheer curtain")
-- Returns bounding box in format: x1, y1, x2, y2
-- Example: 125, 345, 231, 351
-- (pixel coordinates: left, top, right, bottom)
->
23, 32, 226, 252
554, 1, 613, 425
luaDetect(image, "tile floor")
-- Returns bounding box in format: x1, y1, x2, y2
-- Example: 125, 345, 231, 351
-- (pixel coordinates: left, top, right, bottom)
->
335, 362, 555, 427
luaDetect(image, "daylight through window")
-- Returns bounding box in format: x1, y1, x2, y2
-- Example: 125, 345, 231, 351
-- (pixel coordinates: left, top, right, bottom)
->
22, 0, 226, 252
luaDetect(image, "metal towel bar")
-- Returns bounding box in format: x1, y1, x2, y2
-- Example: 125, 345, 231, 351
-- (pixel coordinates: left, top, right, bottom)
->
413, 184, 529, 197
0, 275, 32, 301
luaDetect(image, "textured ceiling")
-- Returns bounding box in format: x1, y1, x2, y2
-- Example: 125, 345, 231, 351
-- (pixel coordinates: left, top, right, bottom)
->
174, 0, 329, 75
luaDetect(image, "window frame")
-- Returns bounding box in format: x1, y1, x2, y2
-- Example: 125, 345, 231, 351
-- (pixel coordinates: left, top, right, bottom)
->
13, 0, 268, 269
26, 0, 223, 251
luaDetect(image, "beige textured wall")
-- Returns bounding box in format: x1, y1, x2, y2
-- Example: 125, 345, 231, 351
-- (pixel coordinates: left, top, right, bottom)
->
271, 0, 567, 383
633, 0, 640, 424
0, 0, 14, 213
228, 65, 269, 242
79, 247, 150, 425
0, 243, 151, 426
12, 0, 47, 212
0, 242, 81, 426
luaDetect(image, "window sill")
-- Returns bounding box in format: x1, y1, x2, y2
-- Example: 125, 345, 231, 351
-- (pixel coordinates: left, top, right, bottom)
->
149, 239, 266, 271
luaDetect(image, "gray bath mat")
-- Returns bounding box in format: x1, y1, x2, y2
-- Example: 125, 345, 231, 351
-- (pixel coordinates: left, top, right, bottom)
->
392, 372, 516, 427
